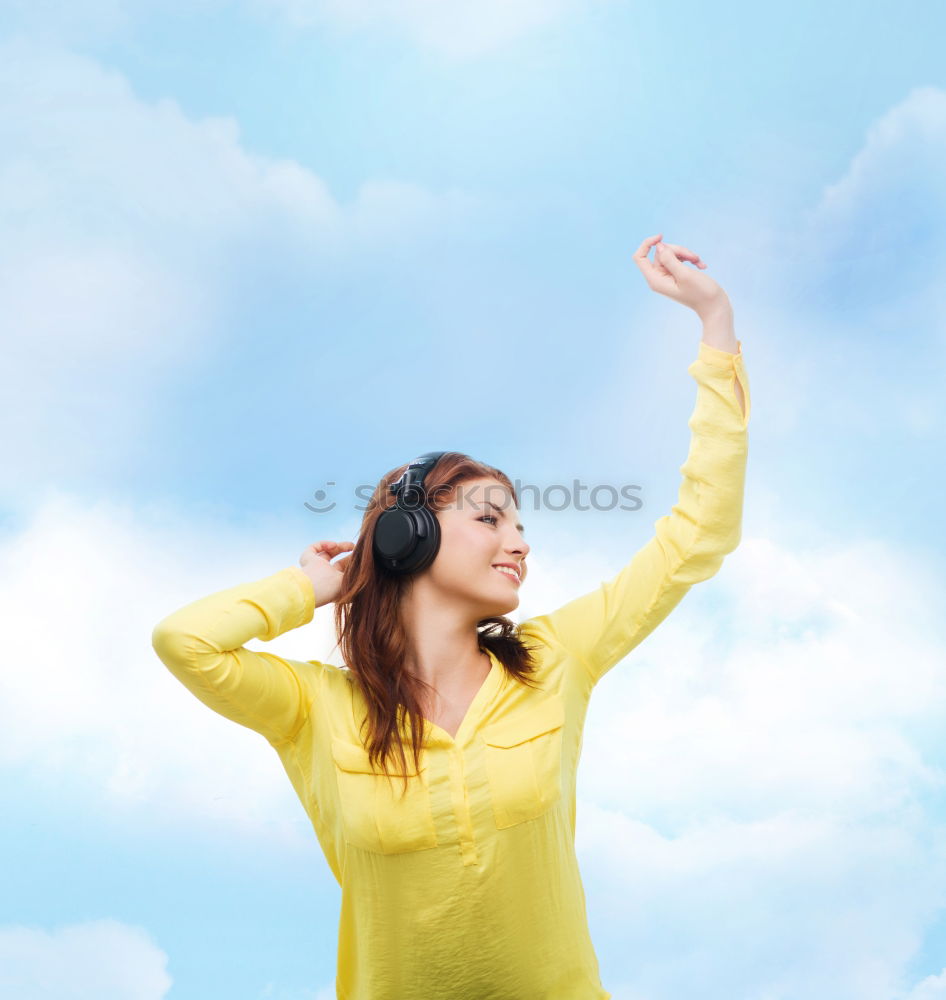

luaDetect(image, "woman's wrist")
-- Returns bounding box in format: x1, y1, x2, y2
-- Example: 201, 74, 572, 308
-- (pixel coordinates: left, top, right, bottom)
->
698, 300, 738, 353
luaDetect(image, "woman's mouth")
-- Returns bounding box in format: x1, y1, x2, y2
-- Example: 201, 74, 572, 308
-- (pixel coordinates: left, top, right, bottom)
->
493, 565, 521, 586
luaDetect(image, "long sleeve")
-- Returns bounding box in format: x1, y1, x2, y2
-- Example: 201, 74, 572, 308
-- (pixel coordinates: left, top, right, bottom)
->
151, 565, 317, 746
522, 339, 751, 690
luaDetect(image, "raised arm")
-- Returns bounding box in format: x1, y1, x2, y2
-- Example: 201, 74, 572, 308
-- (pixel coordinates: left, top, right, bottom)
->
151, 565, 318, 746
521, 331, 750, 692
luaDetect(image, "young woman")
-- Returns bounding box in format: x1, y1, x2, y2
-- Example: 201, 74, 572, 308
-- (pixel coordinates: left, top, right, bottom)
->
151, 233, 750, 1000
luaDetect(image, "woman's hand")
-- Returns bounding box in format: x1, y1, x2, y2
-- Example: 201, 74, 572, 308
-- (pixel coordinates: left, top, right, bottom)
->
298, 540, 355, 607
633, 233, 731, 320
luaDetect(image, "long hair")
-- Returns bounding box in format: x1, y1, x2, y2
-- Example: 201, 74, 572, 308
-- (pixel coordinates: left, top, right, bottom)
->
331, 452, 543, 797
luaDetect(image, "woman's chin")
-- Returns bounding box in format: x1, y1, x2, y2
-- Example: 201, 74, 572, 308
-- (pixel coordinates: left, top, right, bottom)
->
492, 592, 520, 615
473, 578, 521, 617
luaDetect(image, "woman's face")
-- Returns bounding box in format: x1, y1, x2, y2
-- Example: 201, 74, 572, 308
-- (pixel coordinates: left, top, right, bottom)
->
425, 477, 530, 619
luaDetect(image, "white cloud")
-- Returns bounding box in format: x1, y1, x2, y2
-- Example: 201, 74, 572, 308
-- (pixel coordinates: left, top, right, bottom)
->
907, 970, 946, 1000
808, 85, 946, 235
785, 85, 946, 434
0, 38, 484, 502
0, 919, 171, 999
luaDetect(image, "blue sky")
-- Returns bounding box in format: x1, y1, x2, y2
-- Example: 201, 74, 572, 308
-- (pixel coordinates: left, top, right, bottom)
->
2, 1, 945, 997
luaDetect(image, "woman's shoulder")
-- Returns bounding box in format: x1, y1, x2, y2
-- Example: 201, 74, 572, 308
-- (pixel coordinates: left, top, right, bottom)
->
304, 658, 351, 678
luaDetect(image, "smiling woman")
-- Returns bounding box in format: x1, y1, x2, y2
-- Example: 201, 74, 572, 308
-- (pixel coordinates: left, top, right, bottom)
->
335, 451, 545, 779
150, 234, 751, 1000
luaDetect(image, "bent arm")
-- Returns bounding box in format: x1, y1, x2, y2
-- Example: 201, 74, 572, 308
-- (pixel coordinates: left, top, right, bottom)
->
521, 339, 750, 689
151, 565, 317, 746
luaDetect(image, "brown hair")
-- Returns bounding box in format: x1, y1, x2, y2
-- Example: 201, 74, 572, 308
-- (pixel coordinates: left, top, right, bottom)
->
330, 452, 543, 796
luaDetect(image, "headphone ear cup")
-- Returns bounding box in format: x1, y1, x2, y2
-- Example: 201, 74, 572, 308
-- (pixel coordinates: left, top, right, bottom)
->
405, 506, 441, 574
373, 504, 441, 575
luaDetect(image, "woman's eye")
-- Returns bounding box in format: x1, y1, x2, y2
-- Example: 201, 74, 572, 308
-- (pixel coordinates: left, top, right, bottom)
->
479, 515, 498, 525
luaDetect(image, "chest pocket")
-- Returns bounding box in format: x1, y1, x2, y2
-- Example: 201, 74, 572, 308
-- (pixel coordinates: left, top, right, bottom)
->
481, 697, 565, 830
330, 737, 438, 855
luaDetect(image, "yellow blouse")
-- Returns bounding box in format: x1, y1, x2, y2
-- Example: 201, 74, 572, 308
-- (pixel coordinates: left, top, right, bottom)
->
151, 339, 750, 1000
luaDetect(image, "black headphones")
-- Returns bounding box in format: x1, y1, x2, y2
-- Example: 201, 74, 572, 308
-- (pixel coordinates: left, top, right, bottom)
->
372, 451, 447, 575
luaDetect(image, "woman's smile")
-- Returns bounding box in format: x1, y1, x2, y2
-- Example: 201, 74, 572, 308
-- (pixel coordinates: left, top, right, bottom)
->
492, 564, 521, 585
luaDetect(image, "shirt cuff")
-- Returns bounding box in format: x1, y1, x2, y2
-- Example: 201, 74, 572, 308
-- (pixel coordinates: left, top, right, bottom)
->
283, 565, 317, 619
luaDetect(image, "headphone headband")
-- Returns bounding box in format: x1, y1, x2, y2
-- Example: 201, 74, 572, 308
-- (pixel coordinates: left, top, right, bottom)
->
388, 451, 447, 508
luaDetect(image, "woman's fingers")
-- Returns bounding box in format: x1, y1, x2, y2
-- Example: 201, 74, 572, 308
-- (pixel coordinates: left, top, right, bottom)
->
632, 233, 663, 257
634, 234, 707, 271
632, 233, 664, 272
632, 234, 669, 283
316, 541, 354, 558
633, 234, 705, 284
663, 242, 707, 268
634, 239, 689, 301
300, 541, 355, 574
